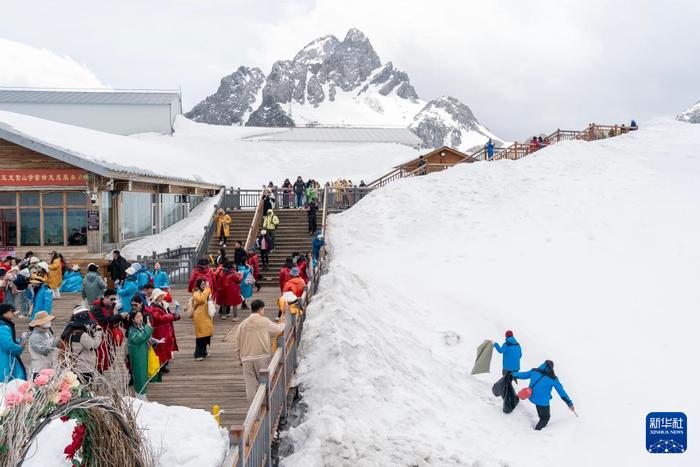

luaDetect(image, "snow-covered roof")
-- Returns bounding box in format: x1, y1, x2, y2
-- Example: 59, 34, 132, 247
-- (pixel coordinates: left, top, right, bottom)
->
0, 87, 181, 106
242, 126, 423, 147
0, 111, 220, 189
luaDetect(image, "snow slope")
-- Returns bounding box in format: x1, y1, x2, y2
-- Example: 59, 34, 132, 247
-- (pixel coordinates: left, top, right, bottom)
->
137, 116, 419, 187
282, 119, 699, 466
118, 191, 221, 259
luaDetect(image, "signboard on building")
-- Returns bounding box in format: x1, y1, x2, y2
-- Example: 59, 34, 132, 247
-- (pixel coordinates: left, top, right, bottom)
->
0, 169, 88, 186
87, 210, 100, 231
0, 248, 16, 258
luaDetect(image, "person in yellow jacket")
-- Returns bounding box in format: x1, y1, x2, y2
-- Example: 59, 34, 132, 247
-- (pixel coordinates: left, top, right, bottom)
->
262, 209, 280, 243
47, 251, 63, 299
191, 278, 214, 361
215, 208, 232, 247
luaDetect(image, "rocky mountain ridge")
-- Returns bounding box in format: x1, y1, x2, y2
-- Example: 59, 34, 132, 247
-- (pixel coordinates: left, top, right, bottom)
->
186, 28, 500, 151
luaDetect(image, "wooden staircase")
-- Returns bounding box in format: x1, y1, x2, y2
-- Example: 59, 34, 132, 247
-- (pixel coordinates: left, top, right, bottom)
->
205, 210, 256, 259
206, 208, 315, 288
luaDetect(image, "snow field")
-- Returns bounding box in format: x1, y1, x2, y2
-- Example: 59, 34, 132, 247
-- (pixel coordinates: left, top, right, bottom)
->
282, 119, 700, 466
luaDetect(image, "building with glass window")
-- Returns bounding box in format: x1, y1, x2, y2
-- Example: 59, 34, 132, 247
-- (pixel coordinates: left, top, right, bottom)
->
0, 111, 220, 258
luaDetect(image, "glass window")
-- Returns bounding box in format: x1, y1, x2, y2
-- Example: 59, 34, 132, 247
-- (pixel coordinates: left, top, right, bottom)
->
20, 192, 39, 206
67, 209, 87, 246
0, 209, 17, 246
189, 195, 204, 211
20, 209, 40, 246
0, 193, 16, 206
43, 209, 64, 246
66, 192, 87, 206
122, 192, 153, 240
161, 194, 185, 230
101, 192, 113, 244
43, 192, 64, 206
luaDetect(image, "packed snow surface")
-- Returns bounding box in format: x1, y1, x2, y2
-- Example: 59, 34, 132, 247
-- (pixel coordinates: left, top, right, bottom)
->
0, 384, 229, 467
118, 191, 221, 260
283, 119, 699, 466
136, 116, 419, 187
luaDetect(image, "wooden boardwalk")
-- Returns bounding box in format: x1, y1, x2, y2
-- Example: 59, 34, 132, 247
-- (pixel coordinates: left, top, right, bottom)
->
18, 286, 282, 428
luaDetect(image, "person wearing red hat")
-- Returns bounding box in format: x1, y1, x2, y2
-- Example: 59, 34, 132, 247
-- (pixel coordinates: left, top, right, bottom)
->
493, 330, 522, 376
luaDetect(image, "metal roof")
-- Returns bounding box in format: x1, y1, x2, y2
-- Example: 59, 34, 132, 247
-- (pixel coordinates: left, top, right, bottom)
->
243, 127, 423, 147
0, 88, 181, 106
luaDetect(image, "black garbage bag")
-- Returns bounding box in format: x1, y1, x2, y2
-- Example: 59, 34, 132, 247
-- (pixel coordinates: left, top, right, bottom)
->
492, 375, 507, 397
492, 373, 520, 413
502, 374, 520, 414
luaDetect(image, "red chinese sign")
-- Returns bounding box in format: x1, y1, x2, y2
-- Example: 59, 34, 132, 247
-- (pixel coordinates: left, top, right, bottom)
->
0, 169, 88, 186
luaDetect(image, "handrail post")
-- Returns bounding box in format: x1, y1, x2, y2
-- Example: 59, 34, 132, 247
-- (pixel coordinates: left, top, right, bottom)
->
230, 425, 244, 467
278, 321, 288, 420
259, 368, 272, 437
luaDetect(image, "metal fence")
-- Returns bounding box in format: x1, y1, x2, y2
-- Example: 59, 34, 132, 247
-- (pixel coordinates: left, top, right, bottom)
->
136, 255, 195, 284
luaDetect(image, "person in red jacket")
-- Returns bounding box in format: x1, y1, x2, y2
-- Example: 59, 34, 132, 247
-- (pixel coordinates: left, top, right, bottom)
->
188, 259, 214, 293
89, 289, 129, 373
296, 254, 309, 284
149, 288, 180, 373
247, 248, 262, 292
215, 261, 243, 320
283, 267, 306, 298
278, 257, 295, 292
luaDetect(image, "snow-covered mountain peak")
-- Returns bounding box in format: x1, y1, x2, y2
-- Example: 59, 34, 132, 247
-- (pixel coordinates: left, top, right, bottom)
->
186, 28, 502, 150
677, 100, 700, 123
293, 35, 340, 66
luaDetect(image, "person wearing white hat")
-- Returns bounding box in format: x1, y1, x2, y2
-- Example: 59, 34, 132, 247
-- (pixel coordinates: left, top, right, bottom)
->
149, 288, 179, 373
117, 267, 140, 313
60, 304, 103, 384
59, 264, 83, 293
256, 229, 273, 271
27, 311, 58, 377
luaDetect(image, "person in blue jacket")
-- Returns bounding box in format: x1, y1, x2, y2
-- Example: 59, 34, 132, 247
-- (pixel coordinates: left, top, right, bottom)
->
493, 330, 522, 375
59, 265, 83, 293
26, 275, 53, 319
513, 360, 575, 430
117, 267, 139, 313
0, 303, 27, 381
485, 139, 495, 160
132, 264, 151, 290
152, 263, 170, 290
312, 232, 325, 260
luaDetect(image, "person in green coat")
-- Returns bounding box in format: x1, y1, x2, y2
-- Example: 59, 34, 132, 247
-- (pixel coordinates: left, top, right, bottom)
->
127, 309, 154, 400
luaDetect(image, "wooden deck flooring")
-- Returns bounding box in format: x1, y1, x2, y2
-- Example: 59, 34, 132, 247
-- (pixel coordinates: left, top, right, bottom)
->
18, 286, 282, 428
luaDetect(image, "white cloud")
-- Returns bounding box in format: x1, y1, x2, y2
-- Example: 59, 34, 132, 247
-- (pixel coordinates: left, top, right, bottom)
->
0, 37, 105, 89
1, 0, 699, 139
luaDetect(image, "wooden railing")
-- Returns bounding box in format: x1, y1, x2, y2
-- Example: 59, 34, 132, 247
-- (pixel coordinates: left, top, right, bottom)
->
228, 187, 329, 467
244, 190, 266, 252
369, 122, 633, 185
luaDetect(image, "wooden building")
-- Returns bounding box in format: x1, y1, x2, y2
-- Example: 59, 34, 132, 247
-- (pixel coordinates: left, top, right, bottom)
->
397, 146, 476, 174
0, 112, 220, 258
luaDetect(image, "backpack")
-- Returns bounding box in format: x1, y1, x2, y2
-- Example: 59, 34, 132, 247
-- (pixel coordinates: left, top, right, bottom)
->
245, 274, 256, 285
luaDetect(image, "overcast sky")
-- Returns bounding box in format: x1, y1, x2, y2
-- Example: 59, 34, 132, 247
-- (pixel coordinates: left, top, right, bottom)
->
1, 0, 699, 140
